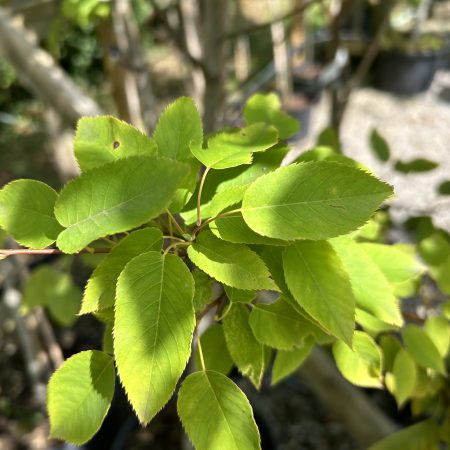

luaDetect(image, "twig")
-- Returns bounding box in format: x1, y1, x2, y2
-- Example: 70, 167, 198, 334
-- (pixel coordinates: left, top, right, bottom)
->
223, 0, 320, 40
34, 308, 64, 370
0, 248, 111, 256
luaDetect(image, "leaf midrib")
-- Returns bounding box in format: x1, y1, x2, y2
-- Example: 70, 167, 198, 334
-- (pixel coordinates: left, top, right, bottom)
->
243, 190, 390, 212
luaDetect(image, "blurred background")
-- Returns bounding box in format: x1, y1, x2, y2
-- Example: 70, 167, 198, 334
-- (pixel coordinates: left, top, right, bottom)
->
0, 0, 449, 449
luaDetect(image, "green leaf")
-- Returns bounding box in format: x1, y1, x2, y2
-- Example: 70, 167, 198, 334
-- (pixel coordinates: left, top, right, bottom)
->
223, 304, 267, 388
0, 180, 63, 249
330, 237, 403, 326
431, 256, 450, 294
80, 228, 163, 314
103, 322, 114, 355
74, 116, 157, 172
249, 298, 321, 350
379, 334, 402, 373
153, 97, 203, 161
114, 251, 195, 424
361, 243, 424, 285
370, 129, 391, 162
424, 316, 450, 357
23, 266, 81, 326
402, 324, 445, 374
224, 286, 255, 304
190, 123, 278, 169
316, 126, 340, 152
193, 270, 214, 312
418, 231, 450, 266
271, 337, 314, 385
394, 158, 438, 174
283, 240, 355, 345
368, 420, 439, 450
332, 331, 383, 388
391, 349, 417, 407
243, 93, 299, 140
195, 324, 233, 375
55, 156, 187, 253
356, 308, 397, 334
48, 350, 115, 445
241, 162, 393, 240
177, 371, 261, 450
208, 186, 288, 245
187, 231, 278, 291
181, 147, 288, 225
169, 159, 200, 213
437, 180, 450, 195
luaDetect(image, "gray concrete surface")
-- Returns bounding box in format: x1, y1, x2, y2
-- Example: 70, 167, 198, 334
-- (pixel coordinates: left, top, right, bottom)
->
292, 71, 450, 233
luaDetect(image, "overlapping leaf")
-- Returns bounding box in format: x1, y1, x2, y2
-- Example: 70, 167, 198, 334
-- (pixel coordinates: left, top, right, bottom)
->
243, 93, 299, 139
195, 324, 233, 374
48, 350, 115, 445
271, 337, 314, 385
332, 331, 383, 388
190, 123, 278, 169
223, 304, 267, 388
241, 162, 393, 240
283, 240, 355, 345
55, 156, 187, 253
249, 298, 321, 350
177, 371, 261, 450
187, 231, 278, 291
114, 251, 195, 424
330, 237, 403, 326
153, 97, 203, 161
80, 228, 163, 314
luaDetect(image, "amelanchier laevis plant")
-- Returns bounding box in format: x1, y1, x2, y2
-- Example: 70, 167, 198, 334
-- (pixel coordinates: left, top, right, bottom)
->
1, 94, 446, 449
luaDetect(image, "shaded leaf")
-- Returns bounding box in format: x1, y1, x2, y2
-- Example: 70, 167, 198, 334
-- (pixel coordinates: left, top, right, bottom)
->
391, 349, 417, 407
187, 231, 278, 291
249, 298, 322, 350
394, 159, 438, 174
80, 228, 162, 314
23, 266, 81, 326
332, 331, 383, 388
368, 420, 439, 450
402, 324, 445, 375
283, 240, 355, 345
114, 251, 195, 424
195, 324, 233, 374
224, 286, 255, 304
177, 371, 261, 450
192, 270, 214, 312
437, 180, 450, 196
370, 129, 390, 162
424, 316, 450, 357
48, 351, 115, 445
223, 304, 267, 388
0, 180, 63, 249
330, 237, 403, 326
271, 337, 314, 385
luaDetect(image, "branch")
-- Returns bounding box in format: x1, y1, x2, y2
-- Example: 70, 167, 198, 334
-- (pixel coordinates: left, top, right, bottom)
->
0, 8, 102, 127
0, 248, 111, 257
298, 347, 398, 447
223, 0, 320, 40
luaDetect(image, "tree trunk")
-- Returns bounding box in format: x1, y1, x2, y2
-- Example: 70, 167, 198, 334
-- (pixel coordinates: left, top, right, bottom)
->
0, 8, 102, 127
298, 347, 398, 448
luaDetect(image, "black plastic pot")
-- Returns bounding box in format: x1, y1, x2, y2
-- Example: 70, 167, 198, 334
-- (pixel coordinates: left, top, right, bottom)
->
373, 49, 441, 95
